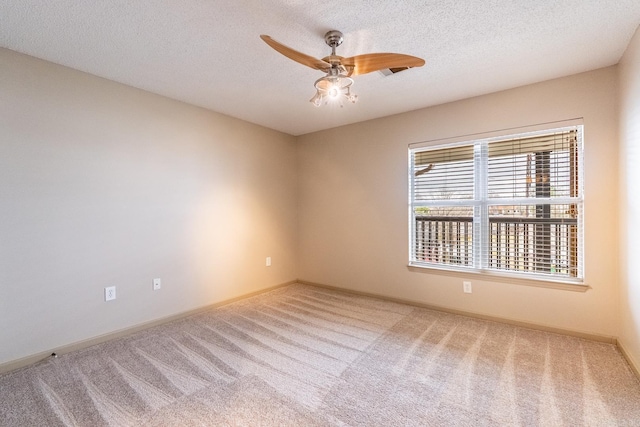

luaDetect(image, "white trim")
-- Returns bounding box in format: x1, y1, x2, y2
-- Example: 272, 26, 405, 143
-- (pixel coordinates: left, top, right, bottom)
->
409, 120, 585, 285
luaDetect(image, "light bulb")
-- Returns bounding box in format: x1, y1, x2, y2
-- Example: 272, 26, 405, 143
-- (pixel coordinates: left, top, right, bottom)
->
328, 87, 339, 98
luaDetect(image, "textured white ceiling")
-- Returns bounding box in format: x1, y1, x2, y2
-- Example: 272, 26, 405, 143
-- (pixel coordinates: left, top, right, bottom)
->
1, 1, 639, 135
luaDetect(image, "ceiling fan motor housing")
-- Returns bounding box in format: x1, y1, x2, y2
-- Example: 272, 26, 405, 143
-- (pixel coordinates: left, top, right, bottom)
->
324, 30, 344, 48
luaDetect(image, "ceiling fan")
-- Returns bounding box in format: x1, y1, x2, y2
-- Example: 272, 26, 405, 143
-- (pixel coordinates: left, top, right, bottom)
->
260, 30, 425, 107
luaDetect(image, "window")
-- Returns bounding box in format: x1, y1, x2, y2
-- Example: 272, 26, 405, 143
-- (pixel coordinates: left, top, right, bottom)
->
409, 124, 584, 283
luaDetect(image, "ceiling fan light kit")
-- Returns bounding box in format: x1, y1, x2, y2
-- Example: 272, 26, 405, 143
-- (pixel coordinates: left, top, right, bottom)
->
310, 67, 357, 107
260, 30, 425, 107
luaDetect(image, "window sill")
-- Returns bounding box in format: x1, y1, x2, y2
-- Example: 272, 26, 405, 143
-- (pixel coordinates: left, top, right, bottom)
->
407, 262, 590, 292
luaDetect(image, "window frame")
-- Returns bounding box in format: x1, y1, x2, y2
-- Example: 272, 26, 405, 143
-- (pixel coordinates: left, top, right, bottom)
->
408, 122, 585, 286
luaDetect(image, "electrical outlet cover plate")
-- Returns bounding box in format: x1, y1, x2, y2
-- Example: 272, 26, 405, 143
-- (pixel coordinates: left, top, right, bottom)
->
153, 278, 161, 290
463, 281, 472, 294
105, 286, 116, 301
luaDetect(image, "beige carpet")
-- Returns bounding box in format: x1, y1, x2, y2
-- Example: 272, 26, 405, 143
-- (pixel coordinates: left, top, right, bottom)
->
1, 283, 639, 426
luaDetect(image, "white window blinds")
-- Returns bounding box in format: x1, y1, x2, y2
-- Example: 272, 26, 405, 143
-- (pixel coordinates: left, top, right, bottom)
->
409, 125, 584, 283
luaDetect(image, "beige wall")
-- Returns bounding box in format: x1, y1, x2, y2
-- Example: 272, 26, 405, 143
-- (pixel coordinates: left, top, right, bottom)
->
619, 26, 640, 371
0, 48, 298, 365
297, 67, 620, 338
1, 41, 634, 369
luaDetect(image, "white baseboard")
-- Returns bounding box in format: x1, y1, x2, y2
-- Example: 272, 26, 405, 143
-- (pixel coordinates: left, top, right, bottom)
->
6, 279, 637, 382
297, 279, 618, 344
617, 339, 640, 380
0, 280, 296, 375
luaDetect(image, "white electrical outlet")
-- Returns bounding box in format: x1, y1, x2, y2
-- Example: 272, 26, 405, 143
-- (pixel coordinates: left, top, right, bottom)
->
463, 281, 472, 294
266, 256, 272, 267
153, 278, 161, 291
105, 286, 116, 301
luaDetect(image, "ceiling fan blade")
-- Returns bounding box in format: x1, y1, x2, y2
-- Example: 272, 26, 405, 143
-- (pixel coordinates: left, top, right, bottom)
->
260, 35, 330, 71
341, 53, 425, 76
